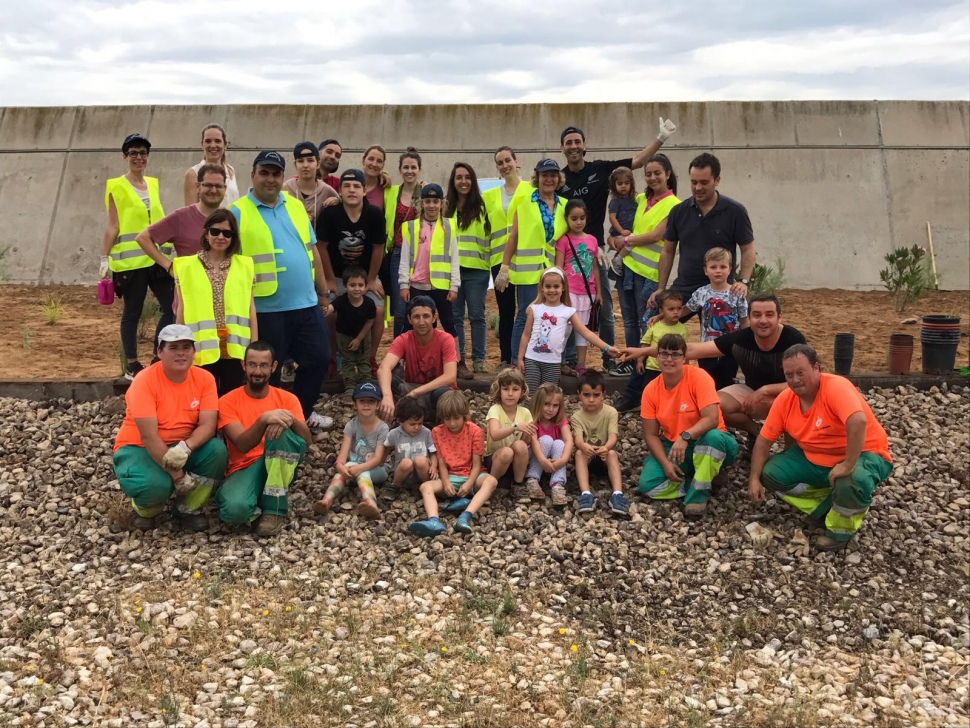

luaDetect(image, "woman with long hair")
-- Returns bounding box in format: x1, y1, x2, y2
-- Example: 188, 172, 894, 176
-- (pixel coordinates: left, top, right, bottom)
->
362, 144, 388, 210
183, 124, 239, 207
383, 148, 422, 337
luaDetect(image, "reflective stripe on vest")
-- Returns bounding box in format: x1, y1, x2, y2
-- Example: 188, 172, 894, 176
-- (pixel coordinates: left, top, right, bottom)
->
105, 176, 165, 272
453, 213, 490, 271
507, 194, 566, 286
230, 193, 313, 297
404, 218, 453, 290
173, 254, 255, 365
623, 193, 680, 282
483, 181, 531, 268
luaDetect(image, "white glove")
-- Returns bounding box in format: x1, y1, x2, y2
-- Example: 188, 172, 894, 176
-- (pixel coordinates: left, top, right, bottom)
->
787, 529, 811, 558
162, 441, 192, 471
99, 256, 110, 279
657, 117, 677, 143
494, 264, 510, 292
745, 522, 775, 550
173, 473, 197, 496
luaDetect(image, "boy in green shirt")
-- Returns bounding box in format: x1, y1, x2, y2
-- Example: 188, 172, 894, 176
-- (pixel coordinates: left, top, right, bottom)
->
638, 290, 689, 384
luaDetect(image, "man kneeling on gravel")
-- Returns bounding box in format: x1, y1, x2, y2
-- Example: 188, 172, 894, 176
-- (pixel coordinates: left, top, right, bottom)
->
113, 324, 228, 531
217, 341, 311, 536
748, 344, 893, 551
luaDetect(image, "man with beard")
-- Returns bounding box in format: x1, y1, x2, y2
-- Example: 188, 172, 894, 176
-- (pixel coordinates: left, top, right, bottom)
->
318, 139, 343, 190
217, 341, 311, 536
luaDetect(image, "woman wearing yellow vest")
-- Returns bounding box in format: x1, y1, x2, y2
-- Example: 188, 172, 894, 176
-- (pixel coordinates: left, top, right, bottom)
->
445, 162, 491, 379
173, 209, 257, 396
382, 148, 422, 337
494, 158, 568, 365
101, 133, 175, 380
482, 146, 531, 369
399, 184, 460, 337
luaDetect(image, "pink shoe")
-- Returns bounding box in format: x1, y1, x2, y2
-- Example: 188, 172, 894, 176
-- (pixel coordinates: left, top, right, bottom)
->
575, 366, 587, 377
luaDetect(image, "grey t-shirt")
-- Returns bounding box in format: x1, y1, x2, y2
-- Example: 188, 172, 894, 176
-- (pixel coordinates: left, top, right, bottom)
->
345, 417, 390, 464
384, 425, 436, 464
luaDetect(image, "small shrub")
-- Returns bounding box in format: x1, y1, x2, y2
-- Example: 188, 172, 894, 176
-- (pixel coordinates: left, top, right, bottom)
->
40, 295, 64, 326
138, 295, 162, 342
880, 245, 935, 313
742, 259, 786, 296
0, 245, 10, 281
488, 313, 500, 335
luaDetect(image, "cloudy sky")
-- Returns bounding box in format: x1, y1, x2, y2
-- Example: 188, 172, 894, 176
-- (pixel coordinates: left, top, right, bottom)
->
1, 0, 968, 104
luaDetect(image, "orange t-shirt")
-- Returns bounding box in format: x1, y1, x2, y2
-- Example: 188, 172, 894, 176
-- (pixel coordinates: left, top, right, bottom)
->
431, 421, 485, 477
218, 386, 305, 474
640, 365, 725, 442
113, 364, 218, 451
761, 373, 892, 467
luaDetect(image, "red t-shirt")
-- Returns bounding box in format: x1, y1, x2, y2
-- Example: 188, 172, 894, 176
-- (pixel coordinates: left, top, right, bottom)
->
388, 330, 459, 388
761, 373, 892, 467
432, 421, 485, 477
640, 365, 725, 442
145, 205, 207, 258
218, 386, 305, 474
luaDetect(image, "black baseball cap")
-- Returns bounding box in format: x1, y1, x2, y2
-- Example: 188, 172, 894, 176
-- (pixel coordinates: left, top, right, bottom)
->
407, 295, 437, 315
293, 141, 319, 159
534, 158, 561, 173
122, 133, 151, 153
560, 126, 585, 143
253, 150, 285, 170
339, 168, 365, 186
421, 183, 444, 199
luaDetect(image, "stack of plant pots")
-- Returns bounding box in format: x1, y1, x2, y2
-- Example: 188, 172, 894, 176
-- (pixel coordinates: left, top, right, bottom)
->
833, 333, 855, 375
888, 333, 914, 375
920, 315, 961, 374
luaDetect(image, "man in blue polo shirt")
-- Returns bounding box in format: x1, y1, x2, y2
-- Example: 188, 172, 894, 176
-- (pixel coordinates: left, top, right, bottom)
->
230, 150, 333, 431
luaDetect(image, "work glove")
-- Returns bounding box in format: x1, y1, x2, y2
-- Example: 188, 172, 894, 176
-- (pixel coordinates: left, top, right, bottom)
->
657, 117, 677, 143
494, 264, 510, 292
162, 440, 192, 471
745, 521, 775, 550
173, 473, 197, 496
99, 256, 110, 279
787, 529, 811, 558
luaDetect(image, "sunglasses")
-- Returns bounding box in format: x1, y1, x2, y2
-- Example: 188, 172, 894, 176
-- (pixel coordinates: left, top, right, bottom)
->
207, 228, 234, 238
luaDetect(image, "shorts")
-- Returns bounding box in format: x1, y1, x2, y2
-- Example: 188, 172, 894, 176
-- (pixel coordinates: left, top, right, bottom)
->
588, 455, 608, 476
719, 383, 773, 420
443, 473, 488, 493
571, 293, 595, 345
333, 279, 385, 308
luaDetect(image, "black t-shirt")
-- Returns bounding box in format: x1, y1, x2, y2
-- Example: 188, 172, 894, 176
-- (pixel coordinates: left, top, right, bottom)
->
560, 158, 632, 246
333, 293, 377, 337
316, 202, 386, 278
713, 325, 806, 391
664, 193, 754, 291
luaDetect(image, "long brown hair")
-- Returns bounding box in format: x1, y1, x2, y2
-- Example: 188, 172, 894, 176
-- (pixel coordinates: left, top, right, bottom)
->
445, 162, 489, 234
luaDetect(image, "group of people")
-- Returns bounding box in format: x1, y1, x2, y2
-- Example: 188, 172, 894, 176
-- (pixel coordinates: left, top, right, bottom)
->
103, 120, 894, 550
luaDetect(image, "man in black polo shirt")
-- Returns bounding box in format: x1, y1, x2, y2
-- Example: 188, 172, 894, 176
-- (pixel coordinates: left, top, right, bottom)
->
559, 118, 678, 375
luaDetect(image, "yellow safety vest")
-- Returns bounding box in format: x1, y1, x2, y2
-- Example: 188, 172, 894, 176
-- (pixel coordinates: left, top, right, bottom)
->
230, 193, 314, 297
624, 192, 680, 282
448, 210, 490, 271
482, 181, 531, 268
507, 193, 566, 285
402, 218, 454, 291
173, 254, 255, 365
104, 176, 166, 272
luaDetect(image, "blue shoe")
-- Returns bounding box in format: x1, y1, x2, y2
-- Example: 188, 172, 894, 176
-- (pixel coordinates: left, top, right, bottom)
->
409, 517, 446, 538
454, 511, 475, 534
609, 491, 630, 517
442, 497, 472, 514
577, 491, 596, 513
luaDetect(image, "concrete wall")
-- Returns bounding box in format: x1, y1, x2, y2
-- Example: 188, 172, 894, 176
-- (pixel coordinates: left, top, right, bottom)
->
0, 101, 967, 289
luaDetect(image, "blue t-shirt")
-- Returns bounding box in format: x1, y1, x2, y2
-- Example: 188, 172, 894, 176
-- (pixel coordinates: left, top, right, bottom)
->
232, 190, 318, 314
608, 197, 637, 236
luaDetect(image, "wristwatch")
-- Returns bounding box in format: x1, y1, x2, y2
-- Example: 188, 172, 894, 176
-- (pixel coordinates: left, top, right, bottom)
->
740, 278, 750, 285
680, 431, 692, 442
512, 422, 519, 432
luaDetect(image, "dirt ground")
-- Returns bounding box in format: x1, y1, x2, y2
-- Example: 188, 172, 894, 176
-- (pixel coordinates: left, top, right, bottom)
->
0, 285, 967, 380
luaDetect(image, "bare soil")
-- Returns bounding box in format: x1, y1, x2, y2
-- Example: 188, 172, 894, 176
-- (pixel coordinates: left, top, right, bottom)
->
0, 285, 967, 380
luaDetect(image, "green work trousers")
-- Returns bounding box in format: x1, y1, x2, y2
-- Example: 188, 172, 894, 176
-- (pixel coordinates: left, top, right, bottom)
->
337, 331, 372, 393
637, 430, 738, 505
216, 429, 307, 522
761, 445, 892, 542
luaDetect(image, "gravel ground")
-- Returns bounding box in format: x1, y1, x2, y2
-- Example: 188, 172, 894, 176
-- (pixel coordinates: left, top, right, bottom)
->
0, 384, 967, 727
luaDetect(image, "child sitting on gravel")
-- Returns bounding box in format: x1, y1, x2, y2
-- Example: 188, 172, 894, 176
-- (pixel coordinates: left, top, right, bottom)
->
314, 382, 388, 520
409, 390, 499, 537
571, 370, 629, 517
485, 367, 536, 503
381, 396, 437, 501
524, 383, 573, 505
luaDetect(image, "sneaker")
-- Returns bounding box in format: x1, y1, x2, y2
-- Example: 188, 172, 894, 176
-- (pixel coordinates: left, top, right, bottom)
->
473, 359, 488, 374
510, 482, 529, 504
495, 361, 511, 373
551, 483, 569, 506
609, 491, 630, 517
612, 394, 640, 414
610, 254, 626, 278
815, 534, 849, 551
684, 501, 708, 519
409, 516, 446, 538
608, 361, 635, 377
254, 514, 286, 537
380, 484, 402, 503
574, 366, 587, 378
454, 511, 475, 534
560, 363, 578, 377
442, 497, 472, 514
312, 499, 332, 517
357, 498, 380, 520
457, 361, 474, 380
576, 491, 596, 513
124, 361, 145, 380
307, 412, 335, 431
525, 477, 545, 501
172, 510, 207, 533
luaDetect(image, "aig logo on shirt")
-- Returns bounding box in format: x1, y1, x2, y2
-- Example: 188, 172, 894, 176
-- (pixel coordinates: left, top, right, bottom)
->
190, 399, 200, 410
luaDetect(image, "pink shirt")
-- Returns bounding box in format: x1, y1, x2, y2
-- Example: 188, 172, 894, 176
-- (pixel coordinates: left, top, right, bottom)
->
410, 221, 434, 285
537, 417, 568, 440
145, 204, 206, 257
364, 186, 384, 209
556, 233, 598, 296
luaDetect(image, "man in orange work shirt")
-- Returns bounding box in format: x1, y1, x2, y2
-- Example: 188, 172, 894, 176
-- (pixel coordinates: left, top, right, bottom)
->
748, 344, 893, 551
113, 324, 229, 532
217, 341, 311, 537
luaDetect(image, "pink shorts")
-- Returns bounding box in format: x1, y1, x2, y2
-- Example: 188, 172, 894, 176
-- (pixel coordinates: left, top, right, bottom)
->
571, 293, 595, 346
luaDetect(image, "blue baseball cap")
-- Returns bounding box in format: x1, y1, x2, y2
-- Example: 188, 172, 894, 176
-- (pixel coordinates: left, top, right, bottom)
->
340, 168, 365, 186
534, 158, 561, 173
122, 133, 151, 153
293, 141, 319, 159
352, 382, 381, 401
253, 150, 286, 170
421, 183, 444, 199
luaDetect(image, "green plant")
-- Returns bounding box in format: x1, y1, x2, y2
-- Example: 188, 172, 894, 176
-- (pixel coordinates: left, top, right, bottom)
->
879, 245, 934, 313
0, 245, 10, 281
40, 294, 64, 326
744, 259, 786, 296
22, 326, 31, 351
138, 295, 162, 342
488, 313, 500, 335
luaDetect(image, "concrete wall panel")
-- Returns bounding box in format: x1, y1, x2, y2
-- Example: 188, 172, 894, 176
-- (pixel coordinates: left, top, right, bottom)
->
0, 153, 66, 283
711, 101, 797, 147
879, 101, 970, 147
793, 101, 880, 146
225, 105, 307, 150
147, 106, 231, 150
0, 107, 76, 151
72, 106, 153, 151
304, 105, 386, 152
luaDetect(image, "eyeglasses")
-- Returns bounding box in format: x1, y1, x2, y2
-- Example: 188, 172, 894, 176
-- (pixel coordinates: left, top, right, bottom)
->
200, 183, 226, 190
125, 150, 149, 157
206, 228, 234, 238
657, 350, 685, 359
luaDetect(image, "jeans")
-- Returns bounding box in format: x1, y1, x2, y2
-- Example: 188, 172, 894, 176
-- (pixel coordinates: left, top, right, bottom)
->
511, 283, 538, 364
564, 261, 614, 367
491, 263, 516, 364
257, 304, 331, 418
453, 267, 489, 362
619, 270, 657, 347
387, 246, 408, 337
117, 265, 175, 360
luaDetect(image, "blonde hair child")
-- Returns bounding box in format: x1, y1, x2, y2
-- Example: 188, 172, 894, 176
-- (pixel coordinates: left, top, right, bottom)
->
523, 384, 574, 506
485, 367, 536, 503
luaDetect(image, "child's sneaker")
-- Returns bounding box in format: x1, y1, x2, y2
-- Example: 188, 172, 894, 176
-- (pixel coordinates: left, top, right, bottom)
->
551, 483, 569, 506
380, 484, 401, 503
510, 482, 529, 504
409, 516, 446, 537
525, 477, 544, 501
357, 498, 380, 520
312, 498, 332, 517
609, 491, 630, 517
454, 511, 475, 534
442, 497, 472, 514
576, 491, 596, 513
610, 253, 626, 278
